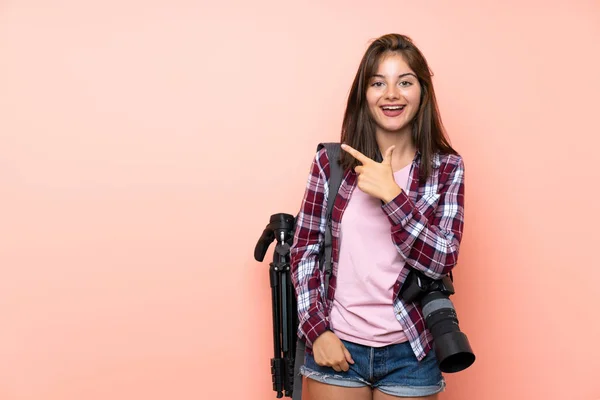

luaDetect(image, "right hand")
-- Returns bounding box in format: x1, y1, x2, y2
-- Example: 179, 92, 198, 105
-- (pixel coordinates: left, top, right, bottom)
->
312, 331, 355, 372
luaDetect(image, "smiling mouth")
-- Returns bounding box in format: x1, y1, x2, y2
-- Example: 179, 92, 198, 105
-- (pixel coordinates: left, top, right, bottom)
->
381, 105, 406, 111
380, 105, 406, 117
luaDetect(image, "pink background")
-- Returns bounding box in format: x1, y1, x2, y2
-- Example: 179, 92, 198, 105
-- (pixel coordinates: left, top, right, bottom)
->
1, 1, 599, 399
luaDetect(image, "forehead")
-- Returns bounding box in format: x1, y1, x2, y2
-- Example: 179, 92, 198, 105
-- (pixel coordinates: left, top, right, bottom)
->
372, 52, 414, 76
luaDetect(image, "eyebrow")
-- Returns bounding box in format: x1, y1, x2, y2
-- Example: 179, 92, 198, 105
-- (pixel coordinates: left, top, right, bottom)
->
371, 73, 417, 79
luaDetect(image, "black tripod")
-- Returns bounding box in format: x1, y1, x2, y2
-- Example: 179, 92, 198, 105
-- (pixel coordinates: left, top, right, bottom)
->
254, 213, 298, 398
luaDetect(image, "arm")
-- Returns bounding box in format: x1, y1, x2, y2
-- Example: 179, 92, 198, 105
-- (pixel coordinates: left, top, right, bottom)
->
290, 148, 330, 348
382, 155, 465, 280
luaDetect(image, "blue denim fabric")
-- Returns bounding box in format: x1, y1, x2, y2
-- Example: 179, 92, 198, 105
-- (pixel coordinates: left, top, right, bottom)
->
300, 339, 445, 397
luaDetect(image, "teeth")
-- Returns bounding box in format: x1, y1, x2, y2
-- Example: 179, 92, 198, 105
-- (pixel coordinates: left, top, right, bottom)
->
383, 106, 404, 110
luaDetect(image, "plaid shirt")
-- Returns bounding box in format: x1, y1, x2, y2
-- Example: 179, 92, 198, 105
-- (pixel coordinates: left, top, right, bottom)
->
290, 147, 465, 361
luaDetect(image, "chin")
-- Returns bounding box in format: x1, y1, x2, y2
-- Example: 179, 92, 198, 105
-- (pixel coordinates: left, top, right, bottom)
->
380, 124, 408, 133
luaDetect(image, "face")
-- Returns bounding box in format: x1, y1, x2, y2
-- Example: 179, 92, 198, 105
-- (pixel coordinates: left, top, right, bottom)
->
366, 53, 422, 136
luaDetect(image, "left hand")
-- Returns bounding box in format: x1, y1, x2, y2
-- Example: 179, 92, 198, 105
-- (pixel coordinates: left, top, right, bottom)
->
341, 144, 402, 203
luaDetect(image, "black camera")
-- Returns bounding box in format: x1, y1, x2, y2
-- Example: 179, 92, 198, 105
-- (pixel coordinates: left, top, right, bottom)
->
399, 269, 475, 373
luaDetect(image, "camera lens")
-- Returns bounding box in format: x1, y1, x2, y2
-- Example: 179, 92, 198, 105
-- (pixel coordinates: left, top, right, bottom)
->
421, 291, 475, 373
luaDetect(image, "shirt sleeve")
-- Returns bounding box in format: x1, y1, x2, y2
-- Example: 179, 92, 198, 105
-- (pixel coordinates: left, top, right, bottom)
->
381, 155, 465, 280
290, 148, 330, 348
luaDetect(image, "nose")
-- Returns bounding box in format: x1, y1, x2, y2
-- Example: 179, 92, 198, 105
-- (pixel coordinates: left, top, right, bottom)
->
385, 84, 400, 100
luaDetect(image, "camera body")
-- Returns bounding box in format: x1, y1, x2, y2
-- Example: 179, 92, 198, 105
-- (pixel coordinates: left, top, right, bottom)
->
399, 269, 475, 373
400, 269, 455, 303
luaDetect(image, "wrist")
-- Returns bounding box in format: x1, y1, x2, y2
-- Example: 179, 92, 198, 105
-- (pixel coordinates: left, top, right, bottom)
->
382, 185, 402, 204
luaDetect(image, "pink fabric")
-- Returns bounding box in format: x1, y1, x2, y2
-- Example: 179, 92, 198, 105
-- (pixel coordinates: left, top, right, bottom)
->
329, 163, 412, 347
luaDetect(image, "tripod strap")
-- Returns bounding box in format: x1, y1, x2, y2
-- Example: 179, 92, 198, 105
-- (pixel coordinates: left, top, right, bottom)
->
317, 142, 343, 298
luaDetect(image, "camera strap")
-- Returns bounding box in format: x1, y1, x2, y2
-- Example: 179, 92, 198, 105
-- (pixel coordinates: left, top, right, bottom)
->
317, 142, 344, 298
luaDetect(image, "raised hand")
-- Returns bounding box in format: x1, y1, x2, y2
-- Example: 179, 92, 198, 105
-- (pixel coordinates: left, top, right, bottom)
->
341, 144, 402, 203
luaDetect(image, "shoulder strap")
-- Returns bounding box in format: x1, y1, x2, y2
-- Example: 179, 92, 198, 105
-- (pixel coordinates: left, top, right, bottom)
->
291, 143, 343, 400
316, 142, 343, 295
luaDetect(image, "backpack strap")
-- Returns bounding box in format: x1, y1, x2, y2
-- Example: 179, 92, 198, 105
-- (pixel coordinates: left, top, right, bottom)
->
291, 143, 343, 400
316, 142, 343, 296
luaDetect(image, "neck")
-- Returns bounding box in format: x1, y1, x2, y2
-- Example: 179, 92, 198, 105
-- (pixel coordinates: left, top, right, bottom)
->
376, 128, 417, 171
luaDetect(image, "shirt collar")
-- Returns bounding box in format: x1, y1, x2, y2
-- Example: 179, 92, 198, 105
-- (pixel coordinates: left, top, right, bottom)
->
413, 150, 441, 169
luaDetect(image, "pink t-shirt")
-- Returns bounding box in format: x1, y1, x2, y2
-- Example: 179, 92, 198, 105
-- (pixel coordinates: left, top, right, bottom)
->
329, 163, 412, 347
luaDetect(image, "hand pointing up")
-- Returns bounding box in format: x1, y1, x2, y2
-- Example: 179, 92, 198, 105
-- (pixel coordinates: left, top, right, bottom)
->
341, 144, 403, 204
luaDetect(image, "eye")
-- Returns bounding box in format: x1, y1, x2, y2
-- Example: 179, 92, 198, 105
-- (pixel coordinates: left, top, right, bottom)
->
399, 80, 413, 87
371, 81, 385, 87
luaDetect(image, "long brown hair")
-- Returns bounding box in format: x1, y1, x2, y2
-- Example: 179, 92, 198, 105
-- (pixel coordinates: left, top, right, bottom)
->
339, 33, 456, 182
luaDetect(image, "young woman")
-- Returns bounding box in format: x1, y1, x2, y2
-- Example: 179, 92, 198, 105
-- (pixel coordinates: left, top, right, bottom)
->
290, 33, 465, 400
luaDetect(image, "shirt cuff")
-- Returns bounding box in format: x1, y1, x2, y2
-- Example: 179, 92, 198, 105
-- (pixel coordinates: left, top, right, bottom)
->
301, 312, 329, 348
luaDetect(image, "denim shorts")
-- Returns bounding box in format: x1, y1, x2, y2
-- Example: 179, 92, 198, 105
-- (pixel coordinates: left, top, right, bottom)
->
300, 339, 445, 397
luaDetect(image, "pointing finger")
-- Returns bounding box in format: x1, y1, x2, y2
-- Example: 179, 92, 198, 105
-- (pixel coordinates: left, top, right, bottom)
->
341, 144, 371, 164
